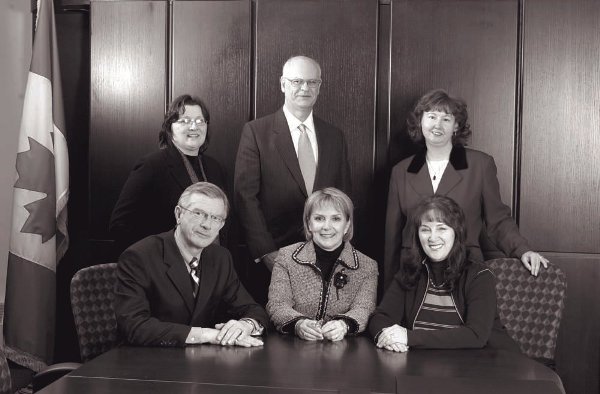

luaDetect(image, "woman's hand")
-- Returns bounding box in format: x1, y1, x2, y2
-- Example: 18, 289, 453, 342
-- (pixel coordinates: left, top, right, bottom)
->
321, 320, 348, 342
521, 251, 549, 276
295, 319, 324, 341
376, 324, 409, 353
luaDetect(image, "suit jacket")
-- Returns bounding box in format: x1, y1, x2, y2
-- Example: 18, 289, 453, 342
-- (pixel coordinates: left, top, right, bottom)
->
384, 146, 530, 289
115, 230, 268, 347
109, 145, 226, 254
234, 109, 352, 259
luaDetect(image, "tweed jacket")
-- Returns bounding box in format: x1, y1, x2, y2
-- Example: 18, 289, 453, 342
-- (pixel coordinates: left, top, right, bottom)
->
384, 145, 531, 289
267, 241, 378, 334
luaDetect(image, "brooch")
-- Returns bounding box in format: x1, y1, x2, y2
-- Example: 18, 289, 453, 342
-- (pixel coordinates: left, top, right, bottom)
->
333, 269, 348, 300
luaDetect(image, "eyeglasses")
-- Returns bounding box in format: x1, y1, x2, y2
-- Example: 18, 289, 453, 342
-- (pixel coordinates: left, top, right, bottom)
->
283, 77, 322, 89
175, 117, 208, 127
178, 205, 225, 225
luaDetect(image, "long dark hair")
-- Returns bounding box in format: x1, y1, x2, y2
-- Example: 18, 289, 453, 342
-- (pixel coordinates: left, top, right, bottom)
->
399, 195, 468, 290
158, 94, 211, 153
406, 89, 472, 147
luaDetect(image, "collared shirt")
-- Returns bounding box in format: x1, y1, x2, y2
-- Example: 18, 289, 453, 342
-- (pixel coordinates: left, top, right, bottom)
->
282, 105, 319, 163
174, 228, 201, 277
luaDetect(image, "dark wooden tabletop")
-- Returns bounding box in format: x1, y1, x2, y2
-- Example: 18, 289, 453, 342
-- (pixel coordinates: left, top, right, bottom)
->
38, 334, 564, 394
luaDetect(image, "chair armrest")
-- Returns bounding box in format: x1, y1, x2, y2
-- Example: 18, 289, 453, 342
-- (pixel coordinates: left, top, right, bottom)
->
32, 362, 82, 392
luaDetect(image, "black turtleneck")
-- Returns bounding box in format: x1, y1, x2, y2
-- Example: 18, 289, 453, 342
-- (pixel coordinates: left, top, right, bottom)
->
314, 242, 344, 282
426, 259, 449, 287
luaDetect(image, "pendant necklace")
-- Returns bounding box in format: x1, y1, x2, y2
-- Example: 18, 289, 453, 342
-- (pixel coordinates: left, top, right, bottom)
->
426, 157, 448, 181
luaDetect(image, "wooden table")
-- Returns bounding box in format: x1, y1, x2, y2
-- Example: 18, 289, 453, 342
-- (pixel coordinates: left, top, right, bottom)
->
38, 335, 564, 393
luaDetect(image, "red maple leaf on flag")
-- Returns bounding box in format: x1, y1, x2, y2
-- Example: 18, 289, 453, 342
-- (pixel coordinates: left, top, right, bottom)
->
13, 136, 57, 243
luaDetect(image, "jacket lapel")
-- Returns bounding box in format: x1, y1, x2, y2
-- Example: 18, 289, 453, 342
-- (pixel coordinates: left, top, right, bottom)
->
407, 149, 434, 196
165, 145, 192, 191
312, 117, 329, 190
192, 246, 218, 318
406, 146, 468, 196
436, 146, 467, 195
273, 110, 308, 196
164, 232, 195, 314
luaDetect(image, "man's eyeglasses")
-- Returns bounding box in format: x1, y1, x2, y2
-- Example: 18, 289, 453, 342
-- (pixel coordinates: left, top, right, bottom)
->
283, 77, 322, 89
178, 205, 225, 225
175, 117, 208, 127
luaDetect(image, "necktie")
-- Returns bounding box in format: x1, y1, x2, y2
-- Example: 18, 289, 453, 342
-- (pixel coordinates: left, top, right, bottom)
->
189, 257, 200, 297
297, 124, 316, 195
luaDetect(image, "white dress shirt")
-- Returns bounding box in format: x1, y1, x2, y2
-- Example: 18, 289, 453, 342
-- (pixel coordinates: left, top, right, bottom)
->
282, 105, 319, 163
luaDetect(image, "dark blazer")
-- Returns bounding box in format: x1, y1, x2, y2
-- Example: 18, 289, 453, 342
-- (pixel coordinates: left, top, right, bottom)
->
109, 145, 226, 254
384, 146, 530, 289
369, 260, 519, 351
115, 230, 268, 347
234, 109, 352, 260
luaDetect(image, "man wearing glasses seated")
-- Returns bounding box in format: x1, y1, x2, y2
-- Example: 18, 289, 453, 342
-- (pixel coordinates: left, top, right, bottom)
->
235, 55, 352, 305
116, 182, 267, 347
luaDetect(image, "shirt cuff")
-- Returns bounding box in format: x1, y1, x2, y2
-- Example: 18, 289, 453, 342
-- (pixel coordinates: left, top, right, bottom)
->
185, 327, 204, 344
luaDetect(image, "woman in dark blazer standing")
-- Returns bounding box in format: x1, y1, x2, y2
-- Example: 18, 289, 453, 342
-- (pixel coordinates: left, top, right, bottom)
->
384, 89, 547, 289
110, 94, 226, 255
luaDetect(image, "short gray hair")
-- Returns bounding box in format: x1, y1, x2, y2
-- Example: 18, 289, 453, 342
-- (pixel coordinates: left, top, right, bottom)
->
178, 182, 229, 217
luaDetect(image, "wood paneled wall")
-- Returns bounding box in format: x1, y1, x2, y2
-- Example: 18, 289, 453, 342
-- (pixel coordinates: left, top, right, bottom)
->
68, 0, 600, 392
89, 1, 166, 238
389, 0, 518, 208
171, 0, 251, 196
520, 0, 600, 253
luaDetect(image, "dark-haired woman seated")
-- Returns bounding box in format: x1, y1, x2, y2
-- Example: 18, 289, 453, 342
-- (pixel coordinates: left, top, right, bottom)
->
110, 94, 226, 254
369, 195, 518, 352
267, 188, 378, 341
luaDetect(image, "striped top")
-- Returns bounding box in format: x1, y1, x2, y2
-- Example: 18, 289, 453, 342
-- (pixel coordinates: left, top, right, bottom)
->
414, 284, 462, 330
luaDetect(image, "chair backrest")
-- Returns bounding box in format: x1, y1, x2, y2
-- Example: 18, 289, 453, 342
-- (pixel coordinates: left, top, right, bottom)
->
487, 258, 566, 360
70, 263, 119, 362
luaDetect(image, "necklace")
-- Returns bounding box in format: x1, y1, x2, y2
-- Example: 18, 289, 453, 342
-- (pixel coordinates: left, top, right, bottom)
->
426, 157, 448, 181
429, 276, 448, 289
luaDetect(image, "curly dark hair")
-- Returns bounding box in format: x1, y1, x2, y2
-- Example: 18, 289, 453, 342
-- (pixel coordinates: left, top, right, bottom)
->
399, 195, 468, 290
158, 94, 211, 152
406, 89, 472, 146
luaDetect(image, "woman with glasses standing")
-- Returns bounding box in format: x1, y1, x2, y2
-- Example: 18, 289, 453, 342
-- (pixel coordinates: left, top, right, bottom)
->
110, 94, 226, 255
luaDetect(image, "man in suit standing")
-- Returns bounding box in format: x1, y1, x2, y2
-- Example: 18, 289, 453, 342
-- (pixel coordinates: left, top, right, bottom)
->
115, 182, 267, 347
234, 55, 352, 304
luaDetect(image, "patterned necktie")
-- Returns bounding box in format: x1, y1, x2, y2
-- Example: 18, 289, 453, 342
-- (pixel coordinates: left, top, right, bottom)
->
297, 124, 316, 195
189, 257, 200, 297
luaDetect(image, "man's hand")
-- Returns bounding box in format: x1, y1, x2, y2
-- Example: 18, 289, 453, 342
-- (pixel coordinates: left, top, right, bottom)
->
261, 251, 279, 271
215, 319, 254, 345
295, 319, 324, 341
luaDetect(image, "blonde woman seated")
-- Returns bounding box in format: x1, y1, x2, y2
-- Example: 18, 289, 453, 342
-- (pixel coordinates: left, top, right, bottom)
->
267, 188, 378, 341
369, 195, 518, 352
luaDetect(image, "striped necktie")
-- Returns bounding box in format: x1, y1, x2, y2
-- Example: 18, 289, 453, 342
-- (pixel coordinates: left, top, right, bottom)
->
297, 124, 316, 195
189, 257, 200, 297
